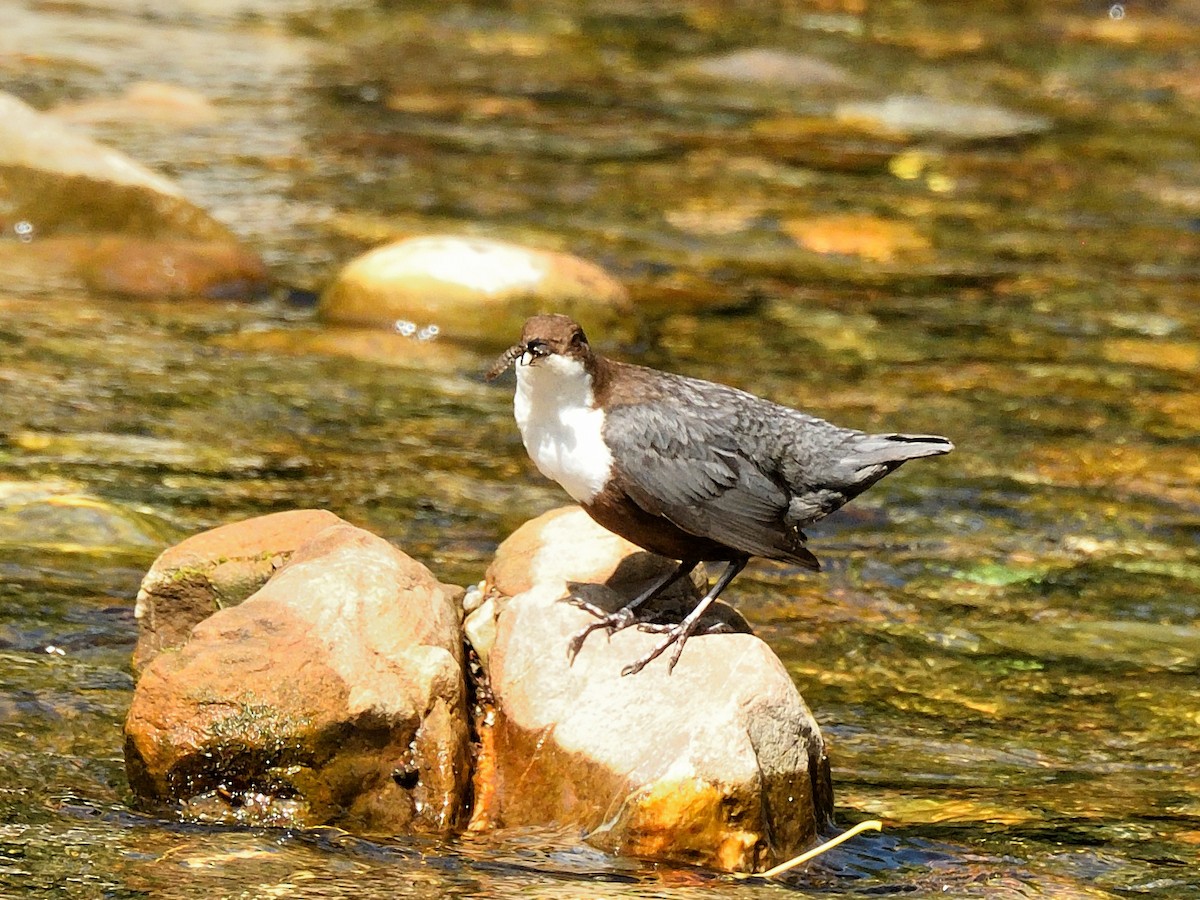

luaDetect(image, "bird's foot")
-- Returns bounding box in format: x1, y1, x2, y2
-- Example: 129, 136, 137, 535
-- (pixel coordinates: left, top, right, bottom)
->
621, 557, 746, 675
564, 604, 641, 663
621, 623, 693, 677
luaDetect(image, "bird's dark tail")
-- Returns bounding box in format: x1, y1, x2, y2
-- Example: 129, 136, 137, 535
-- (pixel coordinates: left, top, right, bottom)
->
837, 433, 953, 498
785, 431, 952, 529
847, 433, 954, 467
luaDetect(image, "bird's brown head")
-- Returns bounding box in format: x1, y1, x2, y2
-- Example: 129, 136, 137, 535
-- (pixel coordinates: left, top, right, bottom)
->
486, 314, 592, 380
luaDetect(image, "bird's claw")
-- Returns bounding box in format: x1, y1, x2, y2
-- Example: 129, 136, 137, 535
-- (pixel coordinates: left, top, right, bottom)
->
564, 605, 640, 663
620, 625, 690, 676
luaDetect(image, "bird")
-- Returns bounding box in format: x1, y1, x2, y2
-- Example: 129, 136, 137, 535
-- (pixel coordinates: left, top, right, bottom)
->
487, 314, 953, 675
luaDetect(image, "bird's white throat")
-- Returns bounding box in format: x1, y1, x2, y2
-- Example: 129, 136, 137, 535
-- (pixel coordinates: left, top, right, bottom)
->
513, 354, 614, 504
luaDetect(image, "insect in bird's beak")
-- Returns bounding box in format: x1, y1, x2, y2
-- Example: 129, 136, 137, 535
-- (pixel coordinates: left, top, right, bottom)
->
485, 343, 525, 381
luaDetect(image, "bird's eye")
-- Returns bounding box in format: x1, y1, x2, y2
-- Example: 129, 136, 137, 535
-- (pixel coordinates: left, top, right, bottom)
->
527, 339, 549, 357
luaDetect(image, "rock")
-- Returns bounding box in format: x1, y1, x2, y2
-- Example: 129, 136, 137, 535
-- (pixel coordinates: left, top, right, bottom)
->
676, 49, 852, 89
77, 236, 270, 299
0, 92, 269, 299
0, 236, 269, 300
215, 325, 477, 372
1102, 338, 1199, 375
782, 214, 932, 263
835, 95, 1051, 141
124, 520, 471, 834
0, 91, 231, 239
132, 509, 345, 675
0, 479, 175, 553
319, 235, 630, 338
50, 82, 220, 127
750, 115, 900, 173
481, 507, 703, 602
467, 506, 833, 873
1062, 11, 1197, 47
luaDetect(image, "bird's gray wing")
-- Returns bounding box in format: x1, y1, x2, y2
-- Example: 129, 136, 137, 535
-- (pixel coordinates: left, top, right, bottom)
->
603, 401, 819, 569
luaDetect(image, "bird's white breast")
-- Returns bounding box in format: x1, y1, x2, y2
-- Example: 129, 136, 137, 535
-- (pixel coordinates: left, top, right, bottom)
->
513, 354, 614, 504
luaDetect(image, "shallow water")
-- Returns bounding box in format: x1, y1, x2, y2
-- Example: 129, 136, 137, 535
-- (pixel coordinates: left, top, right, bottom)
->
2, 0, 1199, 897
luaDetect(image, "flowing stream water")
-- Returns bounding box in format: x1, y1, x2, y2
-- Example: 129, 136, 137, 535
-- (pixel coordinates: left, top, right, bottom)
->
2, 1, 1198, 897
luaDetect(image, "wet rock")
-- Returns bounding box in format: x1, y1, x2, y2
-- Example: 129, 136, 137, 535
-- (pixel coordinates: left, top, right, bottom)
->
50, 82, 220, 127
782, 214, 932, 263
0, 91, 231, 239
319, 235, 630, 338
0, 479, 175, 552
749, 115, 900, 173
124, 520, 471, 834
0, 92, 269, 299
676, 49, 852, 89
1062, 11, 1197, 47
1102, 338, 1199, 374
664, 198, 766, 237
132, 509, 345, 675
467, 506, 833, 873
0, 235, 270, 300
216, 325, 477, 372
835, 95, 1051, 141
76, 236, 270, 299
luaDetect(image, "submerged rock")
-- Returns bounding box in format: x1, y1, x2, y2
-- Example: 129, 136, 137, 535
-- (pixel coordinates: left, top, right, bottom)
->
216, 325, 478, 372
0, 479, 175, 552
468, 506, 833, 873
76, 236, 269, 299
0, 236, 271, 300
319, 234, 630, 338
782, 213, 932, 263
124, 520, 470, 834
50, 82, 220, 127
835, 95, 1051, 141
676, 49, 852, 90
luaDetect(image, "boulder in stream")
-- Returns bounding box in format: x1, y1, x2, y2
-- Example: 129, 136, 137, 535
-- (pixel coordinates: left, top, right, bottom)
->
675, 48, 853, 90
0, 91, 229, 240
124, 505, 834, 866
124, 520, 471, 833
466, 506, 834, 873
0, 479, 175, 553
0, 91, 269, 299
132, 509, 345, 675
319, 234, 630, 338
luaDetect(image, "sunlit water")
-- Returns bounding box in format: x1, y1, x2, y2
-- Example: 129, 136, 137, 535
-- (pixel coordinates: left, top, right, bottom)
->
2, 1, 1198, 897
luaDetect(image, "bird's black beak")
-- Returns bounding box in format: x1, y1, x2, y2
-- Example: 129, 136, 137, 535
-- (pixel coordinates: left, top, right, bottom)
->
522, 339, 550, 364
484, 338, 555, 380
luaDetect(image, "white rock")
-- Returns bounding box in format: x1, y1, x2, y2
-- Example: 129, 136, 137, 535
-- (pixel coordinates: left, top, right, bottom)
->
472, 506, 832, 873
319, 235, 629, 336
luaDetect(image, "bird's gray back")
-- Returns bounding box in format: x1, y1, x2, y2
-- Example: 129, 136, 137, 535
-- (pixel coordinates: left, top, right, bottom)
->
600, 363, 951, 532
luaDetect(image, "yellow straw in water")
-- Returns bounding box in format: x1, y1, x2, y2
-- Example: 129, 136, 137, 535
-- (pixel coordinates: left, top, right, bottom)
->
738, 819, 883, 881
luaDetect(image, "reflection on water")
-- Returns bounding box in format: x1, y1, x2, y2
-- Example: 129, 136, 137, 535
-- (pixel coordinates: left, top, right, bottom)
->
2, 0, 1199, 897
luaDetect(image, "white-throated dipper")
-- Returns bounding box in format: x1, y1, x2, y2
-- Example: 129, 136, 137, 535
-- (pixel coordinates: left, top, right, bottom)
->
487, 314, 953, 675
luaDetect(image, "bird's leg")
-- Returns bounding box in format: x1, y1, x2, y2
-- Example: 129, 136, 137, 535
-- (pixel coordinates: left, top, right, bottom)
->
565, 559, 699, 663
622, 557, 748, 677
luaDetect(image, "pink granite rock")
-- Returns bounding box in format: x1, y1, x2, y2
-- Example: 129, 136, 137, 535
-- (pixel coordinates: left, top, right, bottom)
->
125, 521, 470, 834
